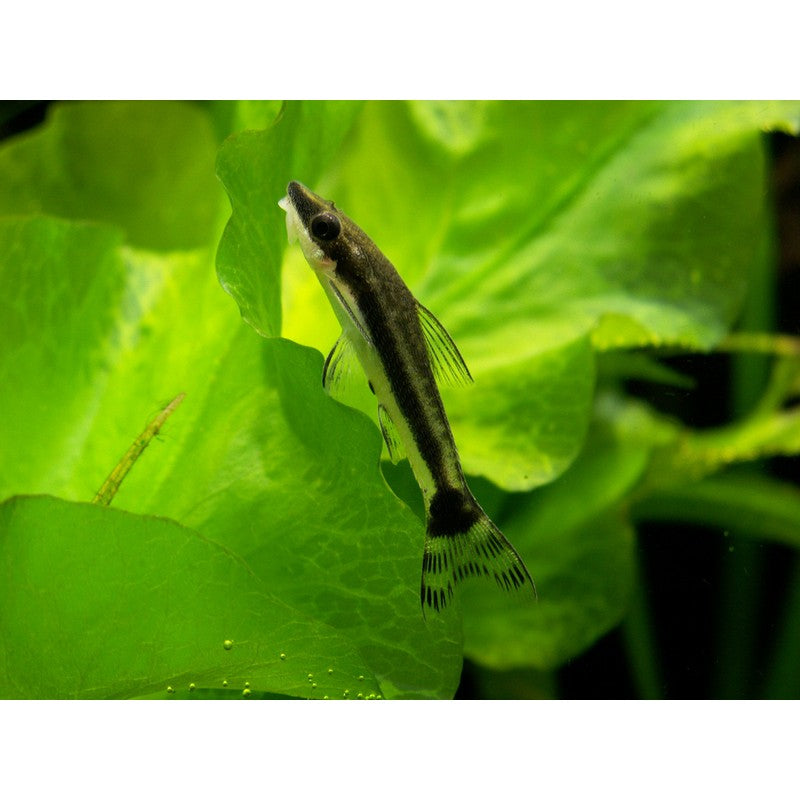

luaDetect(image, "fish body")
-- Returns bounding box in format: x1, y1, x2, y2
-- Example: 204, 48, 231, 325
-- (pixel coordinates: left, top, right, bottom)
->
279, 181, 534, 612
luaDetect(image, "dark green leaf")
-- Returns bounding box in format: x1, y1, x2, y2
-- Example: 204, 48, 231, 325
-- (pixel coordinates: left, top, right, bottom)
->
633, 472, 800, 549
0, 101, 222, 250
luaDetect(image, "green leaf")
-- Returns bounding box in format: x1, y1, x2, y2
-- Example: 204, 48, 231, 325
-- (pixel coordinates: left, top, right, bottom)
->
280, 100, 800, 490
0, 215, 460, 698
0, 217, 126, 496
215, 101, 363, 337
118, 332, 462, 699
199, 100, 284, 143
460, 440, 647, 670
0, 495, 380, 700
643, 403, 800, 492
443, 334, 595, 489
0, 216, 239, 502
594, 378, 800, 497
0, 101, 222, 250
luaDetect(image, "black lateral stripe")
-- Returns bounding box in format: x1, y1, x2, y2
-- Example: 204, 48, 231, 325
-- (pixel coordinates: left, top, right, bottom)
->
341, 267, 463, 494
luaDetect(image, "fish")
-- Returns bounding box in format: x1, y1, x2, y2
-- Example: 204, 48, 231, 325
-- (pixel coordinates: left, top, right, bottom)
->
278, 181, 534, 613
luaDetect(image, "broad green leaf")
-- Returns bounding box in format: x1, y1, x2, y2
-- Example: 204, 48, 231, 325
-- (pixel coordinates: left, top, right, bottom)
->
460, 440, 647, 670
0, 101, 222, 250
443, 334, 595, 489
118, 332, 462, 700
0, 495, 380, 700
280, 100, 800, 490
0, 216, 239, 502
0, 217, 126, 496
215, 101, 363, 337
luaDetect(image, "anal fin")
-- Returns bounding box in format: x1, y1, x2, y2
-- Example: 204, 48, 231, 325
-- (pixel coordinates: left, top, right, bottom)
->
378, 404, 404, 464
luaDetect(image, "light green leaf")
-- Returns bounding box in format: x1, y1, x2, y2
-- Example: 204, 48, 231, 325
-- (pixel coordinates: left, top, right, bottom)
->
200, 100, 284, 143
0, 495, 380, 700
594, 379, 800, 502
443, 334, 595, 490
0, 221, 460, 699
639, 399, 800, 492
0, 216, 239, 502
216, 101, 363, 337
0, 217, 126, 496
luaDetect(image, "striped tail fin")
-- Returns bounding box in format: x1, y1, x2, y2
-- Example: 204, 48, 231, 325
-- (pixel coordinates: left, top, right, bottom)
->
421, 488, 535, 614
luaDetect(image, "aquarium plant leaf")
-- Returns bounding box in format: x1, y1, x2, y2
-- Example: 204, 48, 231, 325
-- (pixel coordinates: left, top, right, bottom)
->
460, 440, 648, 670
124, 332, 463, 699
0, 495, 380, 700
215, 101, 363, 338
0, 101, 222, 251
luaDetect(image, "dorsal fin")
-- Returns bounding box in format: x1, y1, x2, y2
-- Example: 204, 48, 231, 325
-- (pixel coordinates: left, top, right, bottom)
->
417, 303, 473, 387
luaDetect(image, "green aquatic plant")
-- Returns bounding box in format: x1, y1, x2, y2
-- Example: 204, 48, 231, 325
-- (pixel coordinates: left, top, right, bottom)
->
1, 100, 798, 698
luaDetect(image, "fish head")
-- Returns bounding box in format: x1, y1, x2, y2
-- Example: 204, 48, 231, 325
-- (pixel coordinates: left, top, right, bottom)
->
279, 181, 373, 281
279, 181, 343, 273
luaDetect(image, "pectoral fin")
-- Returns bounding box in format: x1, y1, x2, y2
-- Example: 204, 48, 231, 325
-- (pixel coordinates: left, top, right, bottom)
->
322, 334, 356, 397
330, 282, 373, 347
417, 303, 473, 387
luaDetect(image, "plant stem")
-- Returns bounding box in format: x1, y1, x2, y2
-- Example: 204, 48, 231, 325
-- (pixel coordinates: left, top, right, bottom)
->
761, 554, 800, 698
621, 549, 663, 699
714, 226, 774, 698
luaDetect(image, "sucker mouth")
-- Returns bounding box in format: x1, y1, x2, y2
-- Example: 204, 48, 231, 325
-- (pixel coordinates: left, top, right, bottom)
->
278, 188, 332, 270
277, 195, 299, 244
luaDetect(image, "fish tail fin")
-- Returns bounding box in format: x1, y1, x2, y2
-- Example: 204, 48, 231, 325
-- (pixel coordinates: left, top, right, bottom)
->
421, 488, 535, 614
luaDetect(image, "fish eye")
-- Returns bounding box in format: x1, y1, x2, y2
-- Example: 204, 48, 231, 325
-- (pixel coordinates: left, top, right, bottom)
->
310, 213, 341, 241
